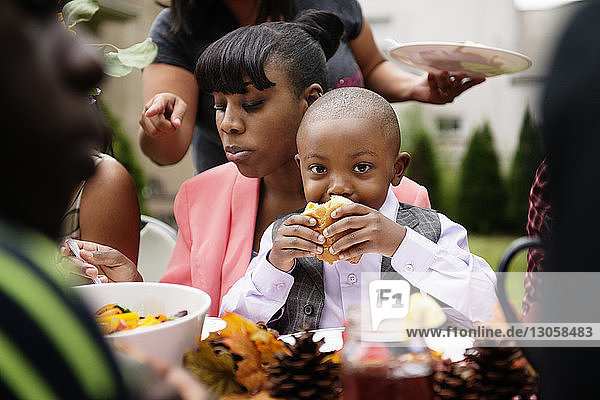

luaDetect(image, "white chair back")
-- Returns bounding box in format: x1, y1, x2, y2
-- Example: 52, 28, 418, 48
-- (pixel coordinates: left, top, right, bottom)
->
137, 215, 177, 282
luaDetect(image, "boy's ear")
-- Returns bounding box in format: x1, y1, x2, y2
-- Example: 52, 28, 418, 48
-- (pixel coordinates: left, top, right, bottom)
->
391, 152, 411, 186
303, 84, 323, 110
294, 153, 301, 170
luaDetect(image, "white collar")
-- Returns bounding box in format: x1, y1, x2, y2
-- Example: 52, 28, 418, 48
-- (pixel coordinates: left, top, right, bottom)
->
379, 186, 399, 222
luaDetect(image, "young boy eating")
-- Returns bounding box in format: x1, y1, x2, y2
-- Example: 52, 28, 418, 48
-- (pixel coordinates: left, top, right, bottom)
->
220, 87, 497, 334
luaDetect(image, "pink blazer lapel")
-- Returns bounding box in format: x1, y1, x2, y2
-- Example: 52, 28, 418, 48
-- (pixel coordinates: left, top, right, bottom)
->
219, 171, 260, 311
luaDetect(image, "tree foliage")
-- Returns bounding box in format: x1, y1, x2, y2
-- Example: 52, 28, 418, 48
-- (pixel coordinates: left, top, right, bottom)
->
60, 0, 157, 77
506, 107, 545, 233
400, 107, 442, 209
458, 123, 507, 233
406, 132, 441, 209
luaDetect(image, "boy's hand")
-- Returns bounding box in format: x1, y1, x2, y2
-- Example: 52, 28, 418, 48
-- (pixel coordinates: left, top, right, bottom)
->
324, 204, 407, 261
268, 215, 325, 272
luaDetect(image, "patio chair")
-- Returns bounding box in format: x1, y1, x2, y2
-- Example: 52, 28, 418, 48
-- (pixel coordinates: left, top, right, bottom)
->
137, 215, 177, 282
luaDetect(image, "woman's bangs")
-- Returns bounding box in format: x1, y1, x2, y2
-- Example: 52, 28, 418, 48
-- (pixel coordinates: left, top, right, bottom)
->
196, 27, 276, 94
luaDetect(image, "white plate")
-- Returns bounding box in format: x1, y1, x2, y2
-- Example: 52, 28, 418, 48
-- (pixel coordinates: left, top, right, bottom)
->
279, 328, 345, 353
279, 327, 474, 361
389, 41, 532, 77
425, 336, 474, 362
201, 316, 227, 339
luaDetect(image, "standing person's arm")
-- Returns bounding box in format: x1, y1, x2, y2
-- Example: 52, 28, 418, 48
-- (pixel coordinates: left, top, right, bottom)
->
139, 63, 198, 165
350, 19, 485, 104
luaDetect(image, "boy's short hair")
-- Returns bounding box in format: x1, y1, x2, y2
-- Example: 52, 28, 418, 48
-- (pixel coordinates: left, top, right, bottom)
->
300, 87, 401, 153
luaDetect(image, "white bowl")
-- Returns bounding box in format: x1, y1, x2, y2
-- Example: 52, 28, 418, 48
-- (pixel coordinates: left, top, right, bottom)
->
73, 282, 211, 366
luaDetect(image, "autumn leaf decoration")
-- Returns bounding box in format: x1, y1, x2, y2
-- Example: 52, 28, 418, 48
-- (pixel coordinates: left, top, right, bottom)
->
183, 335, 244, 397
183, 313, 291, 398
219, 313, 290, 364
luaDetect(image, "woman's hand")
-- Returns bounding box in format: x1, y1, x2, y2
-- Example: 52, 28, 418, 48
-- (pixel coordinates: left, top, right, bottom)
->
139, 92, 188, 138
139, 64, 198, 165
324, 204, 407, 261
410, 71, 485, 104
351, 19, 485, 104
60, 239, 142, 282
268, 215, 325, 272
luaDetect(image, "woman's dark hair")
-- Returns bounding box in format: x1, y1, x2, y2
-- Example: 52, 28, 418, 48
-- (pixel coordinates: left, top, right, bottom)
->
160, 0, 296, 36
195, 10, 343, 97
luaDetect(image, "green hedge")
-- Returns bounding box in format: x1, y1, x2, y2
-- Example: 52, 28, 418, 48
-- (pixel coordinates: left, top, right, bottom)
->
506, 107, 544, 233
458, 122, 507, 233
400, 107, 442, 209
405, 132, 441, 209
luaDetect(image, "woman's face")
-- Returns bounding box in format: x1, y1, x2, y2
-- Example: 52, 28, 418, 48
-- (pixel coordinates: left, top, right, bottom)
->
212, 67, 309, 178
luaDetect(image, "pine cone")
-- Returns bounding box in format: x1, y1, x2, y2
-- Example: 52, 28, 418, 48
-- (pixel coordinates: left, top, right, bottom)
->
433, 342, 538, 400
432, 358, 482, 400
266, 331, 341, 400
465, 342, 538, 400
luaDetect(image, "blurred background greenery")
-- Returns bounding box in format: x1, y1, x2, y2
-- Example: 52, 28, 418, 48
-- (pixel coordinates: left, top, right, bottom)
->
401, 105, 543, 313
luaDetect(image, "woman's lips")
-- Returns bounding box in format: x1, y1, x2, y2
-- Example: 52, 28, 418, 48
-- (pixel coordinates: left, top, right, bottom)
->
225, 145, 253, 163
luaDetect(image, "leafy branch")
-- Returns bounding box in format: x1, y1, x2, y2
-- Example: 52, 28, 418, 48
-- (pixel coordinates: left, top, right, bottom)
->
61, 0, 157, 77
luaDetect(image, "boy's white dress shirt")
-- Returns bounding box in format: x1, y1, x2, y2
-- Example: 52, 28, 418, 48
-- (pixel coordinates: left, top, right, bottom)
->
220, 187, 498, 326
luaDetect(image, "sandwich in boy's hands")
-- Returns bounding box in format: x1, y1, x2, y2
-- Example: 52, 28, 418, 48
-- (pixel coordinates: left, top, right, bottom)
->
302, 195, 362, 264
268, 194, 409, 271
267, 213, 325, 272
323, 200, 407, 262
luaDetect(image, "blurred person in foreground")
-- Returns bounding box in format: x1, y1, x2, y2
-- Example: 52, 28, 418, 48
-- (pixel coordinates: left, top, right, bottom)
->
538, 0, 600, 397
0, 1, 211, 398
507, 1, 600, 397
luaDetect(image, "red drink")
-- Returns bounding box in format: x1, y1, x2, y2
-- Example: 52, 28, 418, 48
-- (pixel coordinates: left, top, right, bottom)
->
342, 364, 434, 400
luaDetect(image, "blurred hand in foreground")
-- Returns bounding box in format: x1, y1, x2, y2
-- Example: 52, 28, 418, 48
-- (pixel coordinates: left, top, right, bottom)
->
115, 344, 216, 400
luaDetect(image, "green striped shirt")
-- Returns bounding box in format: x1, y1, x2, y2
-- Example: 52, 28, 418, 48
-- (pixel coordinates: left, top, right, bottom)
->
0, 220, 128, 399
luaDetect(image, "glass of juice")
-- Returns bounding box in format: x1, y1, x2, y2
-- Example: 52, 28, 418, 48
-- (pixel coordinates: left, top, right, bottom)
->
341, 310, 435, 400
